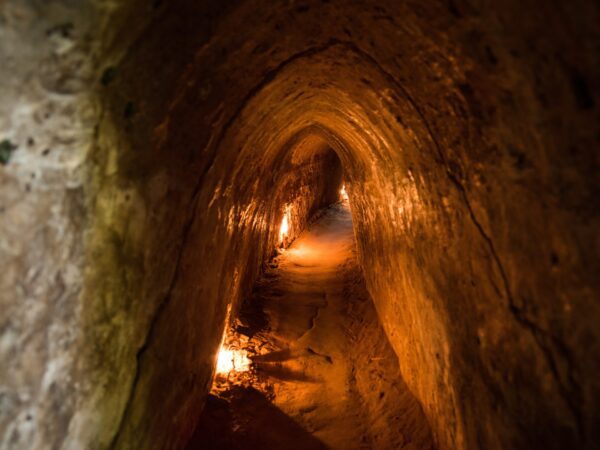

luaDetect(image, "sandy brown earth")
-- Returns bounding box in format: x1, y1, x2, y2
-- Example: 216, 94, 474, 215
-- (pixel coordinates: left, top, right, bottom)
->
188, 203, 433, 450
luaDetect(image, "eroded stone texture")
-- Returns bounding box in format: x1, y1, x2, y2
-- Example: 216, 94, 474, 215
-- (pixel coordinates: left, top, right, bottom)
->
0, 2, 98, 449
1, 0, 598, 449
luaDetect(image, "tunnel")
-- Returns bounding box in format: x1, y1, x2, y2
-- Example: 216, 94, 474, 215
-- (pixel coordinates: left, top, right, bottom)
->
0, 1, 599, 450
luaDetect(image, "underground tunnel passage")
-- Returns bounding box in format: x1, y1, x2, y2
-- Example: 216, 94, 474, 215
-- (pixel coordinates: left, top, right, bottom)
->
185, 141, 435, 450
0, 1, 599, 450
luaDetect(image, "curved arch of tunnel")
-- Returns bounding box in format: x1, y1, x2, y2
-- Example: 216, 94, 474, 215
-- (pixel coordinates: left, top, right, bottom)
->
82, 3, 597, 450
105, 41, 496, 450
189, 48, 447, 442
0, 0, 596, 449
200, 112, 437, 450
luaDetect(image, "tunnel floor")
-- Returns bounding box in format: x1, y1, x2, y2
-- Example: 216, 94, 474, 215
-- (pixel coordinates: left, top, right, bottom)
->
187, 202, 434, 450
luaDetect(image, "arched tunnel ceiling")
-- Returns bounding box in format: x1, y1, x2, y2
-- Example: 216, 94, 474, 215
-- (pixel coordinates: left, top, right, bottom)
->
0, 0, 597, 449
95, 1, 598, 446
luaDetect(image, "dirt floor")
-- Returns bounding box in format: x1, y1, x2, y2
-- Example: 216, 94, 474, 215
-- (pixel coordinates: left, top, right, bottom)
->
187, 202, 434, 450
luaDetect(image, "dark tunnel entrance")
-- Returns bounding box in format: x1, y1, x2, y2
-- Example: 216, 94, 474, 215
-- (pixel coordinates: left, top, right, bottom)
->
265, 136, 345, 252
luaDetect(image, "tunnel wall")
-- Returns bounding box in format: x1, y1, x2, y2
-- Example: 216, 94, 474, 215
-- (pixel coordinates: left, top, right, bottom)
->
92, 57, 344, 449
94, 128, 342, 450
0, 1, 598, 450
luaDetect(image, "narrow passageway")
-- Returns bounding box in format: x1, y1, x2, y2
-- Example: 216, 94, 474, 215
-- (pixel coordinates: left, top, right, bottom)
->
188, 202, 433, 450
2, 2, 596, 449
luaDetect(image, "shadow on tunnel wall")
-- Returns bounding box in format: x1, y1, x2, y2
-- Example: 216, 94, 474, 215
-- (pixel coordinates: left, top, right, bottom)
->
187, 388, 329, 450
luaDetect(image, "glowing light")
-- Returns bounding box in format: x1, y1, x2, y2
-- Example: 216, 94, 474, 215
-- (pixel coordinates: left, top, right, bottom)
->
279, 205, 291, 245
215, 346, 251, 375
340, 184, 349, 201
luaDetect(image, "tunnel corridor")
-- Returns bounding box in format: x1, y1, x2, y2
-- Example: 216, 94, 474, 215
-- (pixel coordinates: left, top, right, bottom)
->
0, 1, 598, 450
188, 200, 433, 450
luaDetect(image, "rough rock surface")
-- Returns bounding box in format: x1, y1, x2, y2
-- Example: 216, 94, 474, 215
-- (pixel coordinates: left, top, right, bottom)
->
0, 2, 98, 449
0, 0, 598, 450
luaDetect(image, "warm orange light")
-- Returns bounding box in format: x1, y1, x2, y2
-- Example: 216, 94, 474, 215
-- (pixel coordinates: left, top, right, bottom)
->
340, 184, 349, 201
279, 205, 291, 244
215, 346, 251, 375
